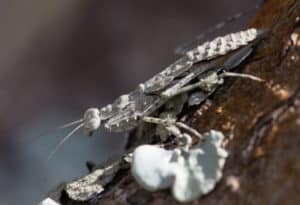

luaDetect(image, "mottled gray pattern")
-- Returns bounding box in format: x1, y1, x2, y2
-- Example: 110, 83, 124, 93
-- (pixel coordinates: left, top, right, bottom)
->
96, 28, 261, 133
65, 155, 131, 201
186, 28, 259, 62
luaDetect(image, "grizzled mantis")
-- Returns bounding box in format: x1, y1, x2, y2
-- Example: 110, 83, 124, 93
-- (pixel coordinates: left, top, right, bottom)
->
48, 28, 265, 160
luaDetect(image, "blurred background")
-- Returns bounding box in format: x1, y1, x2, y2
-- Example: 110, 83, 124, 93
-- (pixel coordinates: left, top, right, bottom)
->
0, 0, 261, 204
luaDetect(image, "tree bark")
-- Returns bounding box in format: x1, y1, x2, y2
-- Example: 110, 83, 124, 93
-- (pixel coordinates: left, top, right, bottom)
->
49, 0, 300, 204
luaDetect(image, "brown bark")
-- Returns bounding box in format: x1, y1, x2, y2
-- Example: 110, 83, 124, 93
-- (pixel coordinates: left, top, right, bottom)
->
56, 0, 300, 204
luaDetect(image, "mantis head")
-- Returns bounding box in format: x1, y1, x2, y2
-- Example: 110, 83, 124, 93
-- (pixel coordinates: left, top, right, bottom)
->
83, 108, 101, 136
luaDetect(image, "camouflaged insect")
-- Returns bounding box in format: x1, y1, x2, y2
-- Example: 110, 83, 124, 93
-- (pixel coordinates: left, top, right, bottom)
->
60, 27, 264, 202
50, 28, 264, 160
85, 28, 262, 134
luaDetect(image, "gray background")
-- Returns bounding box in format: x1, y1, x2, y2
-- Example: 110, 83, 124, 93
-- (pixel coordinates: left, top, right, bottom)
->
0, 1, 260, 204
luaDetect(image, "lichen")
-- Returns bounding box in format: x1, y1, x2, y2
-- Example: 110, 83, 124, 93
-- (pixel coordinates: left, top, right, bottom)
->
131, 130, 228, 202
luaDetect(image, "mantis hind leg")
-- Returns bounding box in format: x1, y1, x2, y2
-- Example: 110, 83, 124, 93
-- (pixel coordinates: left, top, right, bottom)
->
161, 45, 262, 100
221, 44, 264, 81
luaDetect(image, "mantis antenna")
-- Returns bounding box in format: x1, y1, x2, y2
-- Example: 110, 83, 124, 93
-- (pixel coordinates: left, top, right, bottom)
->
47, 123, 84, 160
47, 108, 101, 160
58, 119, 84, 129
20, 118, 84, 146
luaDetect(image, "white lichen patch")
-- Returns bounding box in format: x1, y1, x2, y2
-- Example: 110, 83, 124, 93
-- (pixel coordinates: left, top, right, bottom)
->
131, 130, 228, 202
38, 198, 61, 205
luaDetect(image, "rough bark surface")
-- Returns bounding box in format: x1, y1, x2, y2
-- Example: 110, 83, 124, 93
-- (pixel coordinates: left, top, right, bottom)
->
52, 0, 300, 204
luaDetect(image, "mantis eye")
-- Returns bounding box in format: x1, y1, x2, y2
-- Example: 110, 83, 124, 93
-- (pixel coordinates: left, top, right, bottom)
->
83, 108, 101, 136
